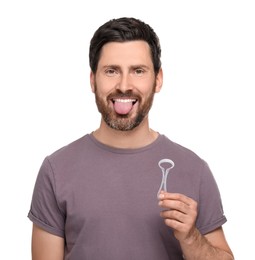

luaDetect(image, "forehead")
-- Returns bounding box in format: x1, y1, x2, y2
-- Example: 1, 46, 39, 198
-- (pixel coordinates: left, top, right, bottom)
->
98, 41, 153, 67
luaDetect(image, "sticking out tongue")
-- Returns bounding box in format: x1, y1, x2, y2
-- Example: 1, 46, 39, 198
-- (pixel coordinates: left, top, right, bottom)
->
113, 100, 134, 115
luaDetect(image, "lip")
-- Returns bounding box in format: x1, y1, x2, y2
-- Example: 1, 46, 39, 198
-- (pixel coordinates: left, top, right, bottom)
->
112, 98, 137, 104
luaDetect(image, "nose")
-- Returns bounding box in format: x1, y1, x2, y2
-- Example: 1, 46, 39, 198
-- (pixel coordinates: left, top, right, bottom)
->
116, 73, 133, 93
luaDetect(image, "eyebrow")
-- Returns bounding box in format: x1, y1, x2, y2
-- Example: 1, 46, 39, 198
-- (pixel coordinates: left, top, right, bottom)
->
102, 64, 150, 70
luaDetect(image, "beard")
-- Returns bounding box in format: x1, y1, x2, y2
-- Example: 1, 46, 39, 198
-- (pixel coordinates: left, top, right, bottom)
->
94, 82, 156, 131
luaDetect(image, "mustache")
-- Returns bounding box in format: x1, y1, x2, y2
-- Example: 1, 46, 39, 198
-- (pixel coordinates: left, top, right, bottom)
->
107, 90, 140, 100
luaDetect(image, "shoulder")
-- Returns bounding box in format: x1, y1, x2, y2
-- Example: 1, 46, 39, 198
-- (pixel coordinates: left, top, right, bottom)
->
46, 134, 92, 164
159, 134, 204, 161
52, 134, 91, 154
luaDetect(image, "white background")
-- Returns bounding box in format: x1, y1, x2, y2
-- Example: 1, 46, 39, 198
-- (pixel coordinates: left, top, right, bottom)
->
1, 0, 254, 259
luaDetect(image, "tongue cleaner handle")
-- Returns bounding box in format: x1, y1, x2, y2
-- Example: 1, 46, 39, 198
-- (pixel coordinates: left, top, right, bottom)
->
157, 159, 175, 197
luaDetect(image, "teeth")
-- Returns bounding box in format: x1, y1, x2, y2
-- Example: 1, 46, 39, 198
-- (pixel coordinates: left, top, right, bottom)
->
114, 99, 136, 103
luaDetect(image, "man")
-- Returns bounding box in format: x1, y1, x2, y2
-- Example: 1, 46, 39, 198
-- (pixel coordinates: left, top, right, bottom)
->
28, 17, 234, 259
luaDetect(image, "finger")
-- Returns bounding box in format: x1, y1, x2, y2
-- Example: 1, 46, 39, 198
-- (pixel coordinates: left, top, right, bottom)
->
158, 199, 190, 214
158, 191, 193, 206
160, 209, 187, 223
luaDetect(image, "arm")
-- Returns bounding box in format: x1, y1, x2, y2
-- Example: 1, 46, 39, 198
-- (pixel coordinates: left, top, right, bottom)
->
158, 192, 234, 260
31, 224, 65, 260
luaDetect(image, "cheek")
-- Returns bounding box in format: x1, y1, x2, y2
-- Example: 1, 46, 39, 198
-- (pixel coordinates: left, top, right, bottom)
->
95, 77, 116, 94
139, 82, 157, 97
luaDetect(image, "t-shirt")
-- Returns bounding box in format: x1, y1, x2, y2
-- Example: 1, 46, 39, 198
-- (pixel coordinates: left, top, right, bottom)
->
28, 134, 227, 260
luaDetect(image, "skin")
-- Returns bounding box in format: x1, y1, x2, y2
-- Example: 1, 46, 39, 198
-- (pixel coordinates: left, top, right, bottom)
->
31, 225, 64, 260
90, 41, 162, 148
158, 191, 234, 259
31, 41, 234, 259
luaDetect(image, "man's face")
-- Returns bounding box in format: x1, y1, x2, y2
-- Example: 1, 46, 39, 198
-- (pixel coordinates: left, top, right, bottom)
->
90, 41, 162, 131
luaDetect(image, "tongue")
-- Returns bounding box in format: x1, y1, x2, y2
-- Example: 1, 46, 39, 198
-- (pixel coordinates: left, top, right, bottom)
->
114, 101, 133, 115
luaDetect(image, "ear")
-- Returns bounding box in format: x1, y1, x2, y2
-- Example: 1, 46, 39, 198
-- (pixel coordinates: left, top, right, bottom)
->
155, 68, 163, 93
90, 71, 95, 93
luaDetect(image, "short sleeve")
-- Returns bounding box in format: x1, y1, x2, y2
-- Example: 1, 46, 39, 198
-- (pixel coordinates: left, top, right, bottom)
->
27, 157, 65, 237
196, 161, 227, 234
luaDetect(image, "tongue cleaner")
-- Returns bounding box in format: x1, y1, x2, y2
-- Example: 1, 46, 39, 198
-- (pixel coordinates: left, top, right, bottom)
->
157, 159, 175, 197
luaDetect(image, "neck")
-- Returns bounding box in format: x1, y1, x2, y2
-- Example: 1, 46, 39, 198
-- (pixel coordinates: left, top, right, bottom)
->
92, 118, 158, 149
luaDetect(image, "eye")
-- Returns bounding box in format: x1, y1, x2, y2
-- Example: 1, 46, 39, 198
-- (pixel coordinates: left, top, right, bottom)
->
134, 68, 145, 76
105, 68, 118, 77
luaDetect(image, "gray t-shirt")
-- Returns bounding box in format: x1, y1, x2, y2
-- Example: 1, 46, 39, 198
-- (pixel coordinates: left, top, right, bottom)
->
28, 134, 227, 259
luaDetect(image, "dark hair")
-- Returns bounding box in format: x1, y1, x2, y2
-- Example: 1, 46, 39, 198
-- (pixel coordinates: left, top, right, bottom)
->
89, 17, 161, 74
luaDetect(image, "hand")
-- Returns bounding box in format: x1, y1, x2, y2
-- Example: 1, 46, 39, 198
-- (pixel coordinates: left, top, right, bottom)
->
158, 191, 198, 243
